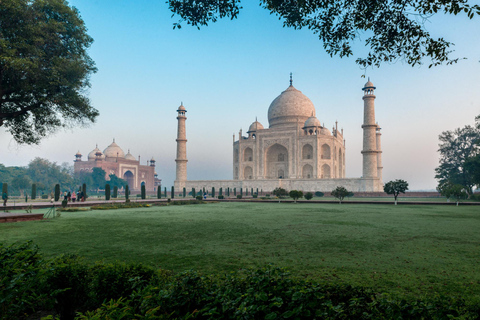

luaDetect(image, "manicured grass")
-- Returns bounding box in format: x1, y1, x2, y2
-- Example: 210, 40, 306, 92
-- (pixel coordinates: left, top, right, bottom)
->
1, 202, 479, 302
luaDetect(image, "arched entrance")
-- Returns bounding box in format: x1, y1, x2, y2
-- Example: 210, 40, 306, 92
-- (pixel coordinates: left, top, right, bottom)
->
265, 143, 288, 179
123, 170, 134, 188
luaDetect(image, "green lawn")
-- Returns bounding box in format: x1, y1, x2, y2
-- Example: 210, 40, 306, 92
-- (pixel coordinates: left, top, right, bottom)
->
1, 202, 479, 301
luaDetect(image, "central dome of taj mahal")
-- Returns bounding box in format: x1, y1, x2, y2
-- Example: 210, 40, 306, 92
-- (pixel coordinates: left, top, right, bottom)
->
267, 84, 316, 128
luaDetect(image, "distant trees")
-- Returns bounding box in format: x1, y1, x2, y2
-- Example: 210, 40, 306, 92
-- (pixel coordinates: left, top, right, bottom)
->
331, 186, 353, 204
435, 115, 479, 196
304, 192, 313, 200
384, 180, 409, 205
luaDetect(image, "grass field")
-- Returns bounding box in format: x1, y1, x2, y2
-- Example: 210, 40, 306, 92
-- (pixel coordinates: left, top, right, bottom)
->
1, 202, 479, 302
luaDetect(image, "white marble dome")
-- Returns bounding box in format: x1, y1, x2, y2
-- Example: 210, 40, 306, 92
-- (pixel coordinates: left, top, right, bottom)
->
304, 115, 321, 128
125, 149, 136, 161
248, 120, 264, 132
268, 85, 316, 128
88, 145, 104, 161
103, 139, 125, 159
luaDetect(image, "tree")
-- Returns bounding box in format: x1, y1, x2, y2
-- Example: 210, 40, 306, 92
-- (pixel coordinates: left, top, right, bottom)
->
107, 174, 127, 189
289, 190, 303, 203
105, 184, 111, 201
54, 184, 60, 201
167, 0, 480, 68
437, 181, 468, 206
91, 168, 107, 192
0, 0, 98, 144
304, 192, 313, 200
384, 179, 409, 205
141, 184, 146, 199
31, 183, 37, 200
331, 186, 353, 204
435, 115, 479, 195
464, 154, 480, 190
11, 175, 31, 196
314, 191, 324, 197
272, 187, 288, 197
125, 185, 130, 201
27, 158, 74, 191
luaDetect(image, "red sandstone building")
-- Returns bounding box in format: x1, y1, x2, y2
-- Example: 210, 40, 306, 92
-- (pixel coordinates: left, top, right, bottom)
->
74, 139, 161, 191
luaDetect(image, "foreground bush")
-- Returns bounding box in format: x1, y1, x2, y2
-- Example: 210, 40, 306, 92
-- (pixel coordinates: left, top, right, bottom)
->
1, 242, 478, 319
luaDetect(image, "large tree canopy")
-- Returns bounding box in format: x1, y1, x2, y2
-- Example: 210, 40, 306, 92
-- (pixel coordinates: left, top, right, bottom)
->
168, 0, 480, 68
435, 115, 479, 195
0, 0, 98, 144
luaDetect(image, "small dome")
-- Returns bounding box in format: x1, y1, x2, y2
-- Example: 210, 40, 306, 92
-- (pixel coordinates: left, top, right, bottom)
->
88, 145, 104, 161
177, 103, 186, 111
247, 120, 264, 133
75, 151, 82, 156
362, 79, 375, 90
103, 139, 125, 159
303, 116, 321, 128
124, 149, 136, 161
319, 127, 332, 136
268, 85, 316, 128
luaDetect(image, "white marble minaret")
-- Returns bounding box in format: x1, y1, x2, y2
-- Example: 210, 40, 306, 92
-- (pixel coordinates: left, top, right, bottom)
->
175, 103, 187, 188
361, 79, 378, 178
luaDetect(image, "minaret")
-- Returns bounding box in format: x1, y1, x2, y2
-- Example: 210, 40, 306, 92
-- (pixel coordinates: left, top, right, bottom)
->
361, 79, 378, 178
376, 124, 383, 182
175, 103, 188, 185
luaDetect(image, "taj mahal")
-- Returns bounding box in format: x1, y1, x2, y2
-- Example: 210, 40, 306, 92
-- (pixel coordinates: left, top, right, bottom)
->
174, 77, 384, 192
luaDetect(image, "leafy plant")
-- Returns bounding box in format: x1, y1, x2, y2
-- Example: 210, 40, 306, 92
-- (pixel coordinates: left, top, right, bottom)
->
304, 192, 313, 200
141, 185, 146, 200
289, 190, 303, 203
105, 184, 111, 201
272, 187, 288, 197
331, 186, 353, 204
54, 184, 60, 201
315, 191, 324, 197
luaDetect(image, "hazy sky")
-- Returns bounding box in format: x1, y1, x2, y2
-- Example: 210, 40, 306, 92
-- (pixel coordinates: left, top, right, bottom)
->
1, 1, 479, 190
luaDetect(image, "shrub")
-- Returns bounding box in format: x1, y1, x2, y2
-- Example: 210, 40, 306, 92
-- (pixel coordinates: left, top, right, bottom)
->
236, 194, 242, 199
183, 187, 186, 198
218, 195, 224, 199
141, 185, 146, 199
196, 195, 203, 201
192, 188, 196, 199
315, 191, 324, 197
105, 184, 111, 201
136, 194, 142, 198
31, 183, 37, 200
41, 194, 48, 199
304, 192, 313, 200
61, 199, 68, 208
54, 184, 60, 201
125, 185, 130, 200
157, 187, 161, 199
289, 190, 303, 203
252, 194, 258, 198
113, 186, 118, 198
331, 186, 353, 204
272, 187, 288, 197
171, 186, 175, 199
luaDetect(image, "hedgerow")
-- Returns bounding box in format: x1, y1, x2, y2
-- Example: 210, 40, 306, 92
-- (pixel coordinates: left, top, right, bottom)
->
0, 242, 478, 319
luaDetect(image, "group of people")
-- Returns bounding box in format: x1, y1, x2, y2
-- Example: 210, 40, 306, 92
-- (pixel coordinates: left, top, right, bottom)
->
63, 191, 85, 202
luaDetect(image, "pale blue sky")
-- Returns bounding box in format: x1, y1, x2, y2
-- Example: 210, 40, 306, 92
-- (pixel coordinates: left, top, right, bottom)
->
1, 1, 479, 190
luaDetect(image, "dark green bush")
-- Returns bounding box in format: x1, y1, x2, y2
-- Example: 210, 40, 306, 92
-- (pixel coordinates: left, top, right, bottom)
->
196, 195, 203, 201
252, 194, 258, 198
125, 185, 129, 200
218, 195, 224, 199
61, 199, 68, 208
41, 194, 48, 199
31, 183, 37, 200
113, 186, 118, 198
105, 184, 111, 201
0, 242, 49, 319
141, 185, 146, 199
236, 194, 242, 199
54, 184, 60, 201
315, 191, 324, 197
305, 192, 313, 200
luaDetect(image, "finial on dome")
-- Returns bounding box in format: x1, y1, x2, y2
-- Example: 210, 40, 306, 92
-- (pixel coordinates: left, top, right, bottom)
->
113, 138, 115, 143
181, 101, 183, 106
289, 72, 293, 86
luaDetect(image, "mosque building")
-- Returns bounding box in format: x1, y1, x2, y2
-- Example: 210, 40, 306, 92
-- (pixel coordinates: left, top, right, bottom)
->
174, 77, 383, 192
73, 139, 161, 191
